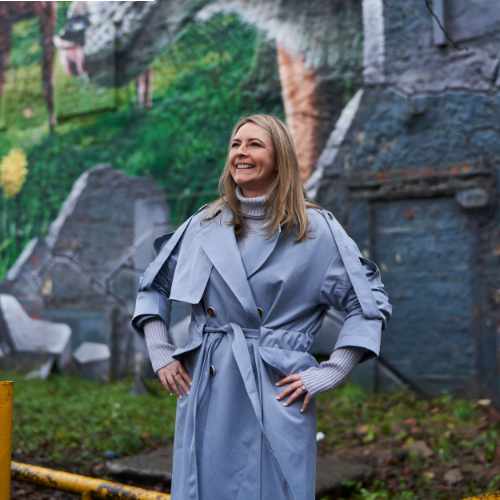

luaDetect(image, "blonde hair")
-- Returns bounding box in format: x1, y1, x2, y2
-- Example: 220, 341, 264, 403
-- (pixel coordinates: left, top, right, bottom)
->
207, 114, 318, 242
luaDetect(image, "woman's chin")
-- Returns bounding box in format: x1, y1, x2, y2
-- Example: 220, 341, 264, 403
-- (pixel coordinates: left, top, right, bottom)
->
234, 177, 258, 190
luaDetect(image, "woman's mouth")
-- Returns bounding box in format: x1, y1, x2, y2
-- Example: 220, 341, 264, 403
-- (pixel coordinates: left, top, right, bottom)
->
236, 163, 255, 170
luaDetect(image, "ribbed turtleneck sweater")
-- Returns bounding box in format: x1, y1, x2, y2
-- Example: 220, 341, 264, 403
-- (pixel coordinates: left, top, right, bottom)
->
234, 186, 270, 276
143, 187, 363, 396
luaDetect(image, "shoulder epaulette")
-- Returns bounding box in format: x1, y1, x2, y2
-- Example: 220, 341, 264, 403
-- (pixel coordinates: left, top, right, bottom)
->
153, 205, 207, 254
304, 200, 324, 213
199, 201, 224, 221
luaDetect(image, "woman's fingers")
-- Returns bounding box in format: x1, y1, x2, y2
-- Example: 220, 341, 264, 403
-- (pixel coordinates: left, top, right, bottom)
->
166, 372, 180, 396
157, 367, 175, 395
275, 373, 311, 410
282, 385, 306, 406
300, 392, 312, 413
158, 370, 169, 391
277, 378, 304, 403
275, 373, 299, 387
176, 374, 190, 396
174, 362, 191, 396
178, 364, 192, 386
276, 381, 299, 400
157, 361, 193, 397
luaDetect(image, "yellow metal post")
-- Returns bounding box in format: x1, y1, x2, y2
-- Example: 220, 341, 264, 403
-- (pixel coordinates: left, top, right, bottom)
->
0, 381, 13, 500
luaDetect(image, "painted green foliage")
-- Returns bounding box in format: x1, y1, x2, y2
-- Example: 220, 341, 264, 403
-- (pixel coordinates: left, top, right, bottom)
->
0, 3, 283, 278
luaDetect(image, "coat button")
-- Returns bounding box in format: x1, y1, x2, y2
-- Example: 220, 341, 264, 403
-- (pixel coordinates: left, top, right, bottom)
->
209, 365, 216, 376
207, 306, 216, 317
257, 307, 264, 319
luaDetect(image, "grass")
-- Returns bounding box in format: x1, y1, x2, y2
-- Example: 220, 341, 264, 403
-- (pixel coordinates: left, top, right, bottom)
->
315, 386, 500, 499
3, 373, 177, 469
3, 371, 499, 498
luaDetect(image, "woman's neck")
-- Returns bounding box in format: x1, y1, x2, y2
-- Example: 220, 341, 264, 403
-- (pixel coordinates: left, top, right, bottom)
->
235, 186, 268, 219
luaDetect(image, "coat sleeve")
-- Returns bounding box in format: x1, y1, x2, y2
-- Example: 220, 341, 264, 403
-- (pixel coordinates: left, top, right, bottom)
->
130, 232, 180, 336
319, 221, 392, 362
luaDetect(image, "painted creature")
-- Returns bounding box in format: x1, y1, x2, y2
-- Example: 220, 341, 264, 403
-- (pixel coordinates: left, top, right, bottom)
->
0, 2, 57, 131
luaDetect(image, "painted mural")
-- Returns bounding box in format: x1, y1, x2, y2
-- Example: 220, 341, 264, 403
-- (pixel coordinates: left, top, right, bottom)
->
0, 2, 272, 277
0, 1, 362, 279
0, 0, 362, 387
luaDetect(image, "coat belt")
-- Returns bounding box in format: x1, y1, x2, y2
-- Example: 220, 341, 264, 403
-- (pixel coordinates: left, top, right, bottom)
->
185, 322, 296, 500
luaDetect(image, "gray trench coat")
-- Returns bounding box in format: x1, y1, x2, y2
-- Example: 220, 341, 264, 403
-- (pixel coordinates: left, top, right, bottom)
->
131, 204, 392, 500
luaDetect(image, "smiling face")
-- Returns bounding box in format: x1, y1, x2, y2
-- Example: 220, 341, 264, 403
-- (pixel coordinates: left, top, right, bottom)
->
228, 122, 276, 197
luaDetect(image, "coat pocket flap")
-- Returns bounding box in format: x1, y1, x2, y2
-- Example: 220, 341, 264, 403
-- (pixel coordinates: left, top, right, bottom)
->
171, 335, 203, 360
258, 346, 319, 376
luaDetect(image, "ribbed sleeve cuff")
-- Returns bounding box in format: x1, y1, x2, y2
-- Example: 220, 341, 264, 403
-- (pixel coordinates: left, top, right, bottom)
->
299, 347, 364, 396
143, 319, 176, 373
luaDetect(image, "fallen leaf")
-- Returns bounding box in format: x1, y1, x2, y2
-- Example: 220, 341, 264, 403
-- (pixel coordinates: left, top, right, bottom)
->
404, 440, 434, 458
444, 468, 463, 485
477, 399, 491, 407
403, 418, 417, 426
423, 470, 435, 480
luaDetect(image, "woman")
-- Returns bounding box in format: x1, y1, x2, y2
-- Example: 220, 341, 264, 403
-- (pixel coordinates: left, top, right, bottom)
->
131, 114, 392, 500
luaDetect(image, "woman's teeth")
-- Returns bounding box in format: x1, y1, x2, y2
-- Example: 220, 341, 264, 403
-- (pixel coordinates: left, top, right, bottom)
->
236, 163, 255, 169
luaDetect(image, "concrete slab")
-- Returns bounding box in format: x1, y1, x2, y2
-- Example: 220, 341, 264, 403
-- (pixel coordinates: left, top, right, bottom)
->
316, 453, 373, 496
73, 342, 110, 364
0, 294, 71, 355
105, 446, 373, 495
106, 446, 173, 484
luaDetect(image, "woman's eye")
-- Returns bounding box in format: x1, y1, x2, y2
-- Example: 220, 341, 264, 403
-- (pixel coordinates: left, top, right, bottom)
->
230, 142, 262, 148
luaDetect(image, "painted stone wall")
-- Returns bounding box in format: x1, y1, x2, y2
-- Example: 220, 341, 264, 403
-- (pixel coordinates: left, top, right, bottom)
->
1, 165, 170, 379
314, 0, 500, 402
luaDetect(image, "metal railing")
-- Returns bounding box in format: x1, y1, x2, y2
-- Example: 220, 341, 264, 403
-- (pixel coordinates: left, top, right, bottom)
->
11, 462, 170, 499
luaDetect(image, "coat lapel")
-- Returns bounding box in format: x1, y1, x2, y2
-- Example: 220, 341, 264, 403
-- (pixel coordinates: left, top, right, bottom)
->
200, 207, 259, 319
245, 224, 281, 279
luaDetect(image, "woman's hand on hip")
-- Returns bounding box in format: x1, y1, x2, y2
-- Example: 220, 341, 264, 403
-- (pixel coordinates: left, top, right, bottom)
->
157, 360, 192, 397
275, 373, 312, 413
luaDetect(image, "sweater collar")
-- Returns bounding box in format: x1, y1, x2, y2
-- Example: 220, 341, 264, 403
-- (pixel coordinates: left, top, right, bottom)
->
235, 186, 269, 219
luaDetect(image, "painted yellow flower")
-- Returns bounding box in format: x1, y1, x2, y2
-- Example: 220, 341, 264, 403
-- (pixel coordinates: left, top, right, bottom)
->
0, 148, 28, 198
